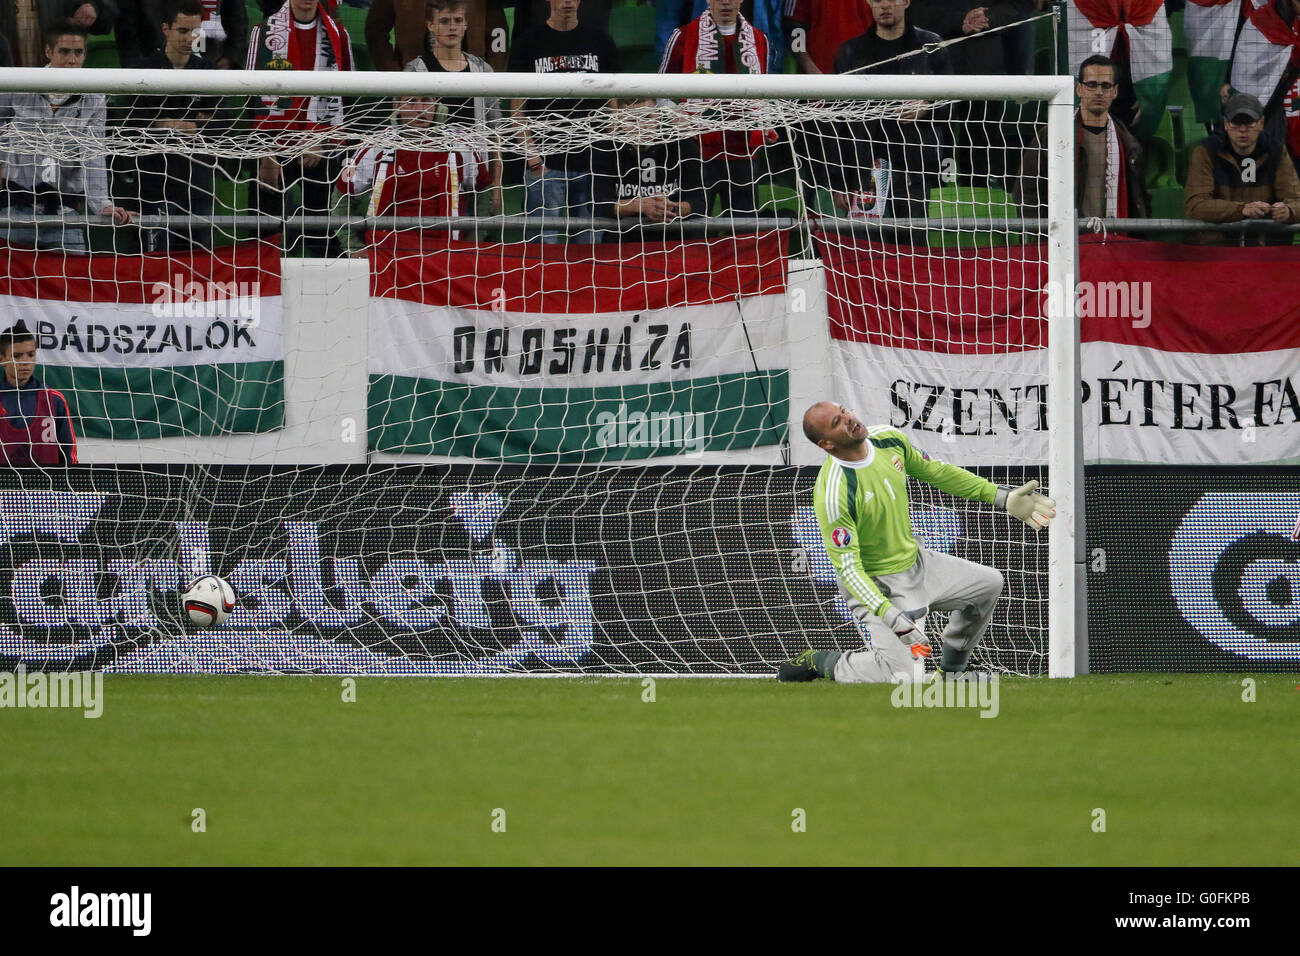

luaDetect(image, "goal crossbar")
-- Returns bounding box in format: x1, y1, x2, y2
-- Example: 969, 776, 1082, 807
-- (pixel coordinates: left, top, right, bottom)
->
0, 67, 1074, 102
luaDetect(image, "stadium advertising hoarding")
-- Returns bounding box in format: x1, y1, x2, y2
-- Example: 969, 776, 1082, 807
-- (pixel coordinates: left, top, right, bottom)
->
0, 465, 1292, 674
0, 465, 1046, 675
1086, 467, 1300, 671
823, 237, 1300, 466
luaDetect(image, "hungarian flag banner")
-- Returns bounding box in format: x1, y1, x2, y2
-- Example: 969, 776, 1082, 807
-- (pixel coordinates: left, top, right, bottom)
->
1224, 0, 1300, 109
367, 235, 790, 461
1185, 0, 1238, 124
0, 242, 284, 439
821, 236, 1300, 466
1068, 0, 1173, 140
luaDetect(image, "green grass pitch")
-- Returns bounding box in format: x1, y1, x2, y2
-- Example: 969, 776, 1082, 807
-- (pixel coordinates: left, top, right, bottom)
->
3, 674, 1297, 866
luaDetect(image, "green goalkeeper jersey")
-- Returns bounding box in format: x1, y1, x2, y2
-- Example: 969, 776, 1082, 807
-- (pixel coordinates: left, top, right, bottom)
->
812, 425, 998, 618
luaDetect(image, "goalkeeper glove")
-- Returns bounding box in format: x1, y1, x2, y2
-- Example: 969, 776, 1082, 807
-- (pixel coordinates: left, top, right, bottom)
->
882, 605, 931, 659
998, 480, 1056, 530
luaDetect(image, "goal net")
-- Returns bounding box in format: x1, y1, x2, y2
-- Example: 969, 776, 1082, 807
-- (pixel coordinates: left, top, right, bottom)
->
0, 65, 1077, 678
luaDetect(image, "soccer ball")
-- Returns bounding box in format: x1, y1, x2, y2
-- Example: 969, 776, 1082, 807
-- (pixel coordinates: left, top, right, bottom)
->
181, 576, 236, 628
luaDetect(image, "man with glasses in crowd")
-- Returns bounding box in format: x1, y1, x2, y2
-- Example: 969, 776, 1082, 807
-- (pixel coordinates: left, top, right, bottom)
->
1013, 53, 1148, 221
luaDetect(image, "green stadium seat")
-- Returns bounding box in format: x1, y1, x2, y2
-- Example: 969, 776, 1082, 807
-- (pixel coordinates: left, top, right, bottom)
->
609, 5, 658, 72
926, 184, 1023, 248
609, 5, 656, 51
1168, 9, 1185, 54
496, 183, 527, 243
85, 34, 120, 69
1150, 185, 1185, 220
755, 183, 802, 218
1144, 118, 1178, 190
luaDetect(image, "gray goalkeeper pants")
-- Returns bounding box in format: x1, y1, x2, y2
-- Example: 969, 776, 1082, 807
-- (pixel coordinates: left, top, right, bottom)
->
833, 543, 1004, 684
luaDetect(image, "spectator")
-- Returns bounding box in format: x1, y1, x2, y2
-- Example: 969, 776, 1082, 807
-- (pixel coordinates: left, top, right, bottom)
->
828, 0, 951, 224
1014, 54, 1149, 221
512, 0, 607, 34
121, 0, 227, 251
660, 0, 777, 217
404, 0, 503, 216
592, 96, 708, 241
1002, 0, 1046, 76
1185, 92, 1300, 244
255, 0, 336, 16
656, 0, 783, 74
0, 0, 116, 66
507, 0, 620, 243
0, 321, 77, 467
1224, 0, 1300, 172
910, 0, 1033, 179
335, 95, 490, 248
247, 0, 355, 258
116, 0, 247, 69
909, 1, 1029, 74
367, 0, 508, 72
0, 23, 135, 252
784, 0, 870, 76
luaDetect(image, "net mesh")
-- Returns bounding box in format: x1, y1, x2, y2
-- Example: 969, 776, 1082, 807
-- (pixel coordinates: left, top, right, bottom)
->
0, 67, 1059, 677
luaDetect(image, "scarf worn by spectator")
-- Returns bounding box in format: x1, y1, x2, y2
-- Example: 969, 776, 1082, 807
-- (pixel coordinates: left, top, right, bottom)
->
198, 0, 227, 44
689, 8, 762, 74
249, 2, 353, 129
676, 10, 770, 160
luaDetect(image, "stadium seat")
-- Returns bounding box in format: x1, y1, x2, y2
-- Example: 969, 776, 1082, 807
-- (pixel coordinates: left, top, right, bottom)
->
1168, 8, 1186, 54
1149, 186, 1185, 220
926, 184, 1023, 248
754, 183, 802, 218
1143, 122, 1178, 190
609, 5, 657, 72
496, 183, 527, 243
85, 34, 120, 69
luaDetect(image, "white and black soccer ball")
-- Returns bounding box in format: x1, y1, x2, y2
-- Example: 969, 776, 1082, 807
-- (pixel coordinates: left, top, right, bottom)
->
181, 576, 236, 628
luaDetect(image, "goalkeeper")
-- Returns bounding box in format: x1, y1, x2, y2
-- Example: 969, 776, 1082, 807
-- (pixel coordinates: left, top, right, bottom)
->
778, 402, 1055, 684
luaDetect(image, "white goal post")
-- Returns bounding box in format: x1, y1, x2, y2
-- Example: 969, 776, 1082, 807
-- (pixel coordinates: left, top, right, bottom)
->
0, 66, 1081, 677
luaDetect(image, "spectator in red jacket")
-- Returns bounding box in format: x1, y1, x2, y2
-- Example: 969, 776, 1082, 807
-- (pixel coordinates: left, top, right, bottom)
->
247, 0, 355, 257
335, 94, 491, 251
659, 0, 778, 216
0, 322, 78, 467
784, 0, 871, 75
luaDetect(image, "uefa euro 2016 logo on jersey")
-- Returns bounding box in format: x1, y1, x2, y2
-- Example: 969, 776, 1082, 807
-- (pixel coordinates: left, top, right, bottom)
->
831, 528, 852, 547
